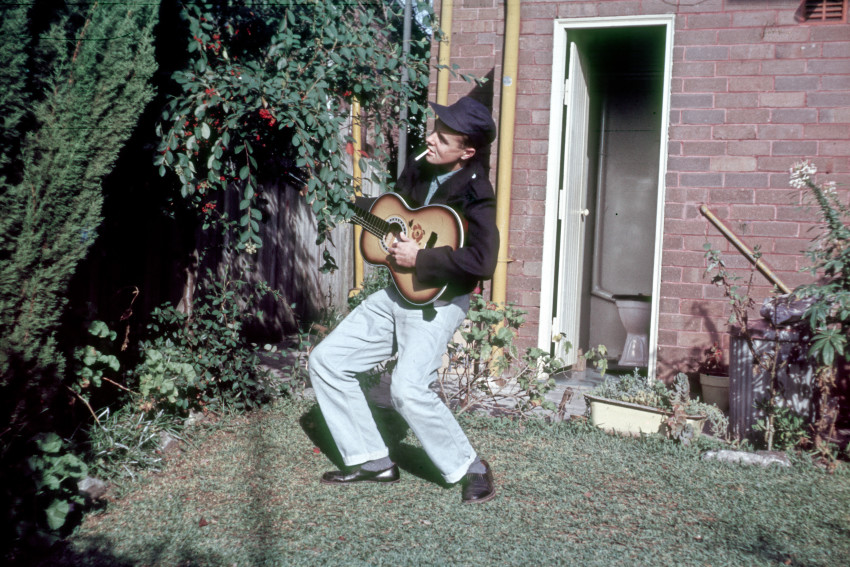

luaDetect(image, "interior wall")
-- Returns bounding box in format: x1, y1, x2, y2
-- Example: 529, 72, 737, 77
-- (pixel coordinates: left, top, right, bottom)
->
566, 26, 665, 361
588, 73, 662, 356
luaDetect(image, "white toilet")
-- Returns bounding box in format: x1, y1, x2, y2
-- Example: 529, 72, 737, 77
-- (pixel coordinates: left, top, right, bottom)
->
612, 294, 651, 367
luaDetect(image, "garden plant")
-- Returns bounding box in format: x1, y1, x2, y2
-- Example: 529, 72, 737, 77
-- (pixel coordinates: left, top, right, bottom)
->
788, 160, 849, 464
587, 370, 729, 443
703, 160, 848, 463
1, 0, 446, 558
155, 0, 446, 253
1, 2, 159, 549
437, 295, 564, 419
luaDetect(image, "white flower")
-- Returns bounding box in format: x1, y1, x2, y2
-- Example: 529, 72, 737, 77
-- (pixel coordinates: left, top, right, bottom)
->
822, 181, 837, 196
789, 160, 817, 189
244, 242, 258, 254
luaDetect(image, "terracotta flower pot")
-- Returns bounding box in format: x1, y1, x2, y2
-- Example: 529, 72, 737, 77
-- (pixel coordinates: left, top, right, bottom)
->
699, 372, 729, 413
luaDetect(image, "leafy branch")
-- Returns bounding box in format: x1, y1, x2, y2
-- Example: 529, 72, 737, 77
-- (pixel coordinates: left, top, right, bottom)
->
437, 296, 566, 420
155, 0, 436, 251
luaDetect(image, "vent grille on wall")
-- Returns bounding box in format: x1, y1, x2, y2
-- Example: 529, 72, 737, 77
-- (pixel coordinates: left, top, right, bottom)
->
797, 0, 848, 22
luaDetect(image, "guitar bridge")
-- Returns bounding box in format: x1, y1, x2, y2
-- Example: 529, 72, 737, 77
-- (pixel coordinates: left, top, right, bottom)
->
426, 232, 439, 249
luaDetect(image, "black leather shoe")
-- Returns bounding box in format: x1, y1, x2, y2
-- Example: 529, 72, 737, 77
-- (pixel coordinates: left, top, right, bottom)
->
461, 459, 496, 504
320, 464, 400, 485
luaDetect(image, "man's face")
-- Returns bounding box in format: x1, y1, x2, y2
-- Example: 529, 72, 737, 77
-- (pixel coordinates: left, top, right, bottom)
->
424, 119, 475, 172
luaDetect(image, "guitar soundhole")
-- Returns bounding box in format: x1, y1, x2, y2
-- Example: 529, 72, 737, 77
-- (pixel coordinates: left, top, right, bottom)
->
380, 216, 407, 253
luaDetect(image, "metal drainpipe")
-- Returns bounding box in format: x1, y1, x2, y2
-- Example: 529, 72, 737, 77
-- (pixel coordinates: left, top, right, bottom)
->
351, 97, 364, 296
491, 0, 520, 306
436, 0, 453, 105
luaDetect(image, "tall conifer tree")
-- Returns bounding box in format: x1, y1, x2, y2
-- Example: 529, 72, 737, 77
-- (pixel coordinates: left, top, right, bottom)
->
0, 2, 159, 436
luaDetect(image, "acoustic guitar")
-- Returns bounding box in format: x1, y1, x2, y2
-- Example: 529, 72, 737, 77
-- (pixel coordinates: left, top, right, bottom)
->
351, 193, 465, 306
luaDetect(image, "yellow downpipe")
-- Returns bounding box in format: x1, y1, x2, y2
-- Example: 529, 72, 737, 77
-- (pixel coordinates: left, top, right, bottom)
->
491, 0, 520, 306
486, 0, 520, 373
436, 0, 453, 105
350, 97, 364, 297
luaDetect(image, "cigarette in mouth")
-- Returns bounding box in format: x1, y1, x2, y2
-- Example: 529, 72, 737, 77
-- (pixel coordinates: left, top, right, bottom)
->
415, 149, 429, 161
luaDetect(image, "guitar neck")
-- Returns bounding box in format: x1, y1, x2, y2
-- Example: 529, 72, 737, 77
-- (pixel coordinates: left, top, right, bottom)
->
350, 205, 391, 239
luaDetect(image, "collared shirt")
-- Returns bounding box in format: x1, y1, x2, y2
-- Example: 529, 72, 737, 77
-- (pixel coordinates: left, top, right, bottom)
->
423, 169, 460, 205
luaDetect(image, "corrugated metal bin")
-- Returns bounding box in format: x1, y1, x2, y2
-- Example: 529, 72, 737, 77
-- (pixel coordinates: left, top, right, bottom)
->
729, 321, 814, 441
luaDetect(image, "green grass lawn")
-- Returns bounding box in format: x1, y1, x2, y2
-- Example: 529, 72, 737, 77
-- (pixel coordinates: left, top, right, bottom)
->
42, 398, 850, 566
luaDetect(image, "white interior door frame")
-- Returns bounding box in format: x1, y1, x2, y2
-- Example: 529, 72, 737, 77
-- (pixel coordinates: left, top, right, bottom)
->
538, 14, 675, 378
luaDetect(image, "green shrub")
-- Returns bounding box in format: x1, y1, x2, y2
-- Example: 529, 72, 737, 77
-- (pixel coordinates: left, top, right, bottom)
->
0, 3, 158, 553
0, 1, 158, 422
136, 346, 198, 409
133, 268, 297, 414
156, 0, 437, 250
789, 160, 849, 464
439, 295, 565, 418
71, 321, 122, 401
753, 405, 810, 452
4, 433, 88, 548
27, 434, 88, 532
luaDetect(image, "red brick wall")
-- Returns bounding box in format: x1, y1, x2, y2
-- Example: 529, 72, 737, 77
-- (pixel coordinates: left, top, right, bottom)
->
431, 0, 850, 377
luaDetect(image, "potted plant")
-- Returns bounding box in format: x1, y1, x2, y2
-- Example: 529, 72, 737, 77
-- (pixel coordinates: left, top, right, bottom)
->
584, 371, 728, 442
697, 342, 730, 413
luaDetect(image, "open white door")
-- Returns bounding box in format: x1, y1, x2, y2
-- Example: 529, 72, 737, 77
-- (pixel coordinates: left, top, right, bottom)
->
552, 42, 591, 363
539, 16, 675, 379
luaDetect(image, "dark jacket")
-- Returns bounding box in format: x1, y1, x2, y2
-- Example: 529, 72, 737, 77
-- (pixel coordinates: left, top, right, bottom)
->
382, 157, 500, 299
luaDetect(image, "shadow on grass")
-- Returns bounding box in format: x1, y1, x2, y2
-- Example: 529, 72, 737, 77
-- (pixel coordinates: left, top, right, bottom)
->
298, 403, 450, 487
24, 535, 140, 567
29, 529, 239, 567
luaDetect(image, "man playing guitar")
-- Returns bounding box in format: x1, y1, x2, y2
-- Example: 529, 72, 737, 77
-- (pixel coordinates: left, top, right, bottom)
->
309, 96, 500, 503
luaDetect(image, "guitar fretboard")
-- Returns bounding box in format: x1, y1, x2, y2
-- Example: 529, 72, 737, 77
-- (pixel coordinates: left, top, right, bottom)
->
351, 206, 391, 239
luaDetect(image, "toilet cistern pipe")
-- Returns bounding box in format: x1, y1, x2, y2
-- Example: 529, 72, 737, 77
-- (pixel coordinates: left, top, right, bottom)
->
699, 204, 791, 294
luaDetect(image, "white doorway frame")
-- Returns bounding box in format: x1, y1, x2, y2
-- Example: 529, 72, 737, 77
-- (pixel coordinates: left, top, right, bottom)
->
538, 14, 675, 379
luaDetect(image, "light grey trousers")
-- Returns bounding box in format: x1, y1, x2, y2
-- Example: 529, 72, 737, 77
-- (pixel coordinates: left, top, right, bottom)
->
309, 287, 475, 484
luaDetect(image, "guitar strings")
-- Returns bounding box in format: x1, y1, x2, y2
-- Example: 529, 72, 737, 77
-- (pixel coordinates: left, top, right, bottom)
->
352, 208, 390, 238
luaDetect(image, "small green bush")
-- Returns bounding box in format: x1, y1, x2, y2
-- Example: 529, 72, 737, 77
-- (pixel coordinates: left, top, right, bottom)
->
753, 405, 810, 452
439, 295, 565, 418
4, 433, 88, 545
71, 320, 122, 402
348, 267, 392, 311
133, 268, 291, 414
28, 434, 88, 532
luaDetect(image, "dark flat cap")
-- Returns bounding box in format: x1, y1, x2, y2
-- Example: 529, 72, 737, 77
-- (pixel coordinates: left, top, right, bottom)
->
429, 97, 496, 148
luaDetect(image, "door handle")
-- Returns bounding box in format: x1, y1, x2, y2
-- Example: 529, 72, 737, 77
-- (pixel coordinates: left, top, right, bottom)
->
580, 208, 590, 218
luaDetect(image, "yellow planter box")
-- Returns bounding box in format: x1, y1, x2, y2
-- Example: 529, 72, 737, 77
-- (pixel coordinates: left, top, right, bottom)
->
585, 394, 706, 437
